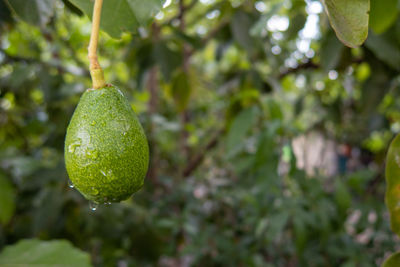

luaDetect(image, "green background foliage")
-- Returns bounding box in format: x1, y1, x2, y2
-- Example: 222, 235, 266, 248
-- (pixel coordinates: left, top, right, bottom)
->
0, 0, 400, 266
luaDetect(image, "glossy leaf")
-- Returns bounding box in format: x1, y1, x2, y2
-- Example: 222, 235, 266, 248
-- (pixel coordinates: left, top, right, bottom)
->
68, 0, 164, 38
370, 0, 398, 34
0, 239, 91, 266
321, 0, 369, 47
366, 31, 400, 71
5, 0, 55, 27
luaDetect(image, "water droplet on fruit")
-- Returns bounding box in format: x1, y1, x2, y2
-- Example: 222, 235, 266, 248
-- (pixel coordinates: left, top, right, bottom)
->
107, 170, 116, 181
123, 132, 127, 136
68, 142, 81, 153
89, 201, 98, 211
100, 169, 115, 181
86, 149, 98, 160
91, 121, 96, 126
396, 155, 400, 167
68, 180, 74, 188
91, 187, 99, 195
117, 89, 124, 96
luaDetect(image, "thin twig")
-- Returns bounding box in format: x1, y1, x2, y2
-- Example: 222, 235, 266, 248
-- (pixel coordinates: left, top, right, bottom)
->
278, 60, 319, 79
183, 129, 224, 177
163, 0, 198, 26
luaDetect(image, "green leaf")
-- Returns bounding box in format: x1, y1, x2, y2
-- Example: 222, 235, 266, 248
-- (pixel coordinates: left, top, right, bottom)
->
153, 41, 182, 82
171, 71, 191, 113
293, 216, 308, 255
334, 178, 351, 214
370, 0, 398, 34
382, 252, 400, 267
226, 107, 258, 157
320, 31, 345, 71
266, 213, 289, 242
5, 0, 55, 27
0, 239, 91, 266
230, 10, 257, 53
0, 173, 16, 225
366, 31, 400, 71
68, 0, 164, 38
321, 0, 369, 48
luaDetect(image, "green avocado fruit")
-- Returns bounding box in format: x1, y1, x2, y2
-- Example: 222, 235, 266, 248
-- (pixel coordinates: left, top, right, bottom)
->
382, 252, 400, 267
65, 85, 149, 204
386, 134, 400, 236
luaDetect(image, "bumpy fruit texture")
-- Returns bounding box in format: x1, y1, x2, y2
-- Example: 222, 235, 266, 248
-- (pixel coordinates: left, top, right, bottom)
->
386, 134, 400, 236
382, 252, 400, 267
65, 85, 149, 203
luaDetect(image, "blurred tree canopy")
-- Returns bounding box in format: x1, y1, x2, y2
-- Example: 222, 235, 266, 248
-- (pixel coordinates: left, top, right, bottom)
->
0, 0, 400, 266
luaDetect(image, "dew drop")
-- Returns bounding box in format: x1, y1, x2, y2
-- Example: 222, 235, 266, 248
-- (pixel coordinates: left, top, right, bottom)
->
396, 155, 400, 167
91, 121, 96, 126
68, 140, 82, 153
86, 149, 98, 160
68, 180, 74, 188
89, 201, 98, 211
91, 187, 99, 195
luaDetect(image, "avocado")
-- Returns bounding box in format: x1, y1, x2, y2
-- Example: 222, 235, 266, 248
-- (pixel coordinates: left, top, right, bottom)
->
65, 85, 149, 203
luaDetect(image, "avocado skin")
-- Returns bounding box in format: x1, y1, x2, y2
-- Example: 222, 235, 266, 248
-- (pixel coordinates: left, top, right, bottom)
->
65, 85, 149, 203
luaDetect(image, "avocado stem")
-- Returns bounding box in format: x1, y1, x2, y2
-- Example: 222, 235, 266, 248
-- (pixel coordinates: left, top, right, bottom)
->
88, 0, 106, 89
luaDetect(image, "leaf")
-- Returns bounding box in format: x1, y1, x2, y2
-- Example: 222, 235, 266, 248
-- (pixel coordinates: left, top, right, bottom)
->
320, 31, 345, 71
266, 213, 289, 242
0, 0, 13, 25
0, 173, 16, 225
226, 107, 258, 157
171, 71, 191, 113
321, 0, 369, 48
365, 31, 400, 71
369, 0, 398, 34
334, 178, 351, 214
153, 41, 182, 82
230, 10, 257, 53
293, 216, 308, 255
68, 0, 164, 38
382, 252, 400, 267
0, 239, 91, 266
5, 0, 55, 27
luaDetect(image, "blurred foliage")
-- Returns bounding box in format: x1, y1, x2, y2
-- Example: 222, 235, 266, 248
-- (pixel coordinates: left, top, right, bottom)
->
0, 239, 91, 266
0, 0, 400, 266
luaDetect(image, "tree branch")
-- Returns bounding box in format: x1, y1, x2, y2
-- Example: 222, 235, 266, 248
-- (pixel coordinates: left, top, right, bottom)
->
163, 0, 198, 27
183, 129, 224, 177
278, 60, 319, 79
